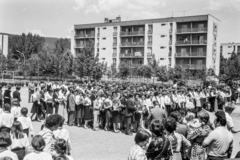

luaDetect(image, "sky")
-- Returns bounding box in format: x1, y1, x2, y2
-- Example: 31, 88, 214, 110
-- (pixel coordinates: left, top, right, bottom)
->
0, 0, 240, 43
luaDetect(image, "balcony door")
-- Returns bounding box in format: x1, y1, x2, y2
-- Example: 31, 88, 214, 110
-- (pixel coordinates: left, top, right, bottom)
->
197, 48, 203, 55
182, 24, 188, 32
181, 48, 187, 56
197, 60, 203, 68
198, 24, 204, 28
198, 35, 204, 43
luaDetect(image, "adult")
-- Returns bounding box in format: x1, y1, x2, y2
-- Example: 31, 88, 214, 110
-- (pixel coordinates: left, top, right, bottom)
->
12, 86, 21, 106
170, 111, 188, 138
28, 81, 35, 103
3, 85, 11, 105
53, 88, 60, 114
38, 114, 62, 155
125, 94, 137, 135
147, 101, 166, 123
67, 88, 75, 126
0, 85, 3, 108
203, 110, 233, 159
0, 132, 18, 160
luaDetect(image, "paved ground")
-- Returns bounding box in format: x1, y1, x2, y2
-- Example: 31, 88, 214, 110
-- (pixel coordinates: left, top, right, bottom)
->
15, 87, 240, 159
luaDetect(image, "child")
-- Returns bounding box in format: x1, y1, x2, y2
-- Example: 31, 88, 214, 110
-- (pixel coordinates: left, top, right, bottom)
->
11, 99, 21, 121
53, 118, 72, 155
128, 129, 151, 160
0, 132, 18, 160
53, 139, 74, 160
0, 104, 14, 133
17, 107, 34, 137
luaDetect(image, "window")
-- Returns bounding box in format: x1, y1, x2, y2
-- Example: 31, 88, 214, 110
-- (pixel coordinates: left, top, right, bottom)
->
148, 36, 152, 42
103, 27, 106, 30
113, 48, 117, 53
102, 48, 106, 50
182, 25, 187, 29
181, 48, 187, 53
160, 46, 166, 49
102, 37, 106, 40
148, 25, 153, 30
198, 24, 204, 28
161, 35, 166, 37
113, 37, 117, 43
161, 23, 166, 26
113, 58, 116, 63
197, 48, 203, 53
114, 27, 117, 32
97, 48, 99, 52
160, 58, 165, 60
147, 47, 152, 54
228, 46, 232, 48
102, 58, 106, 60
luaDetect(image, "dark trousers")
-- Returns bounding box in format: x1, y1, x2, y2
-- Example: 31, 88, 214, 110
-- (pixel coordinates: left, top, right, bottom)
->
0, 99, 2, 108
125, 116, 133, 134
68, 111, 75, 126
54, 103, 59, 114
28, 91, 33, 103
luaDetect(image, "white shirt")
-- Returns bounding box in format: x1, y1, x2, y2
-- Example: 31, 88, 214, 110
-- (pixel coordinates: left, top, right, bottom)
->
17, 116, 34, 132
0, 150, 18, 160
10, 133, 30, 149
11, 106, 22, 118
53, 127, 72, 152
23, 151, 53, 160
0, 111, 14, 128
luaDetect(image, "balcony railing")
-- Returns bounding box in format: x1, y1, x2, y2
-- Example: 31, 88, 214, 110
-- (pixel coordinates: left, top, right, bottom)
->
120, 31, 145, 36
175, 52, 206, 57
121, 41, 144, 46
75, 34, 95, 38
176, 40, 207, 45
148, 41, 152, 45
113, 32, 118, 36
113, 42, 117, 46
148, 30, 153, 34
119, 53, 144, 58
147, 53, 152, 57
176, 27, 207, 33
176, 64, 206, 70
75, 44, 85, 48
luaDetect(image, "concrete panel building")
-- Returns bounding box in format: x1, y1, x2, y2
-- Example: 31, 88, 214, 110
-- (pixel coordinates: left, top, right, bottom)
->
0, 33, 9, 57
72, 14, 221, 75
220, 42, 240, 59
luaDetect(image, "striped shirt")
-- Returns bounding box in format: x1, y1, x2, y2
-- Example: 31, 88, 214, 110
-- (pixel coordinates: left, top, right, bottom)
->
128, 144, 147, 160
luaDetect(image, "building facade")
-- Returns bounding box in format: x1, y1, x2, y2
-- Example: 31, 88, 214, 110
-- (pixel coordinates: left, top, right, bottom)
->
220, 42, 240, 59
0, 33, 9, 57
71, 14, 221, 75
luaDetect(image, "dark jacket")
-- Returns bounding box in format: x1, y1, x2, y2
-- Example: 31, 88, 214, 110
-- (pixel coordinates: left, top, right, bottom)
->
125, 98, 137, 117
68, 94, 75, 112
13, 90, 21, 102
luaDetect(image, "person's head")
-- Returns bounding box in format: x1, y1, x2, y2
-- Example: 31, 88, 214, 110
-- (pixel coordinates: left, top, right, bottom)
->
153, 100, 159, 106
0, 157, 13, 160
197, 111, 210, 125
163, 117, 177, 134
214, 110, 227, 127
45, 114, 63, 131
20, 107, 28, 117
134, 129, 151, 147
16, 86, 21, 91
3, 103, 11, 112
150, 120, 164, 137
54, 156, 69, 160
31, 135, 45, 152
170, 111, 182, 123
11, 121, 24, 139
0, 132, 12, 148
54, 139, 68, 155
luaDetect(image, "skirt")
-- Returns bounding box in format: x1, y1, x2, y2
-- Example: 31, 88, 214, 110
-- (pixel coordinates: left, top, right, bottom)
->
84, 106, 93, 120
46, 102, 53, 114
105, 109, 112, 122
76, 104, 85, 119
112, 110, 119, 123
31, 101, 39, 114
58, 103, 68, 121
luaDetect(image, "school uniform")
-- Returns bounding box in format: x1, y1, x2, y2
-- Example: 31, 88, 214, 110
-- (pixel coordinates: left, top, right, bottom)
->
11, 106, 21, 121
3, 89, 11, 105
17, 116, 34, 137
0, 111, 14, 133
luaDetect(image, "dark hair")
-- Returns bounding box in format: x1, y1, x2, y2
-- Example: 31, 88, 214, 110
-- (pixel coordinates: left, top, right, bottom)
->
31, 135, 46, 151
150, 120, 164, 137
16, 86, 21, 90
170, 111, 181, 122
198, 111, 210, 124
54, 156, 69, 160
134, 129, 150, 144
3, 104, 11, 112
20, 107, 28, 116
54, 139, 67, 155
0, 132, 12, 148
163, 117, 177, 133
59, 117, 65, 127
215, 110, 227, 126
11, 121, 25, 139
45, 114, 62, 128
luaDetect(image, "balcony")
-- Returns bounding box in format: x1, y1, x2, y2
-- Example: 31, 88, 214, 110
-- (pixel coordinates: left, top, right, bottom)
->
75, 44, 85, 48
169, 29, 172, 34
112, 53, 117, 57
97, 33, 100, 37
169, 41, 172, 45
176, 27, 207, 34
120, 31, 145, 36
147, 53, 153, 58
120, 41, 144, 47
168, 52, 172, 57
176, 40, 207, 45
119, 52, 144, 58
113, 32, 118, 36
120, 64, 142, 68
148, 30, 153, 34
147, 41, 152, 45
97, 43, 99, 47
113, 42, 117, 46
176, 64, 206, 70
175, 52, 206, 57
75, 33, 95, 38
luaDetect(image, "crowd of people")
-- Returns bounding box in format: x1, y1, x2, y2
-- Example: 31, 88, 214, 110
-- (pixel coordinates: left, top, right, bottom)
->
0, 80, 240, 160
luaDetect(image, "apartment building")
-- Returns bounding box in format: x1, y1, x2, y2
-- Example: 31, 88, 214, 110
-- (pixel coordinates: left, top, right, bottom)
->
71, 14, 221, 75
220, 42, 240, 59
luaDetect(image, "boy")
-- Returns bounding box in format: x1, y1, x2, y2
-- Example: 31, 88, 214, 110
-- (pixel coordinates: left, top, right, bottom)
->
11, 99, 21, 121
17, 107, 34, 137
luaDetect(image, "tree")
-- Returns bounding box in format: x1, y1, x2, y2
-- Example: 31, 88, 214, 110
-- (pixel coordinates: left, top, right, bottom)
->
118, 61, 130, 79
148, 54, 159, 76
168, 65, 186, 83
137, 65, 152, 79
155, 66, 169, 85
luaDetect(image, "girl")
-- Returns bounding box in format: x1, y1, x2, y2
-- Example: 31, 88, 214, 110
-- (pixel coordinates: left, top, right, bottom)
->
112, 93, 121, 133
74, 90, 83, 127
30, 88, 41, 121
103, 94, 112, 131
45, 89, 53, 116
11, 100, 21, 121
83, 93, 92, 129
10, 121, 30, 160
54, 139, 74, 160
0, 132, 18, 160
58, 88, 68, 124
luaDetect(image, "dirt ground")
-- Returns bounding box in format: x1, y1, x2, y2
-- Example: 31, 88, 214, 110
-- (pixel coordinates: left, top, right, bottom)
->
16, 87, 240, 160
